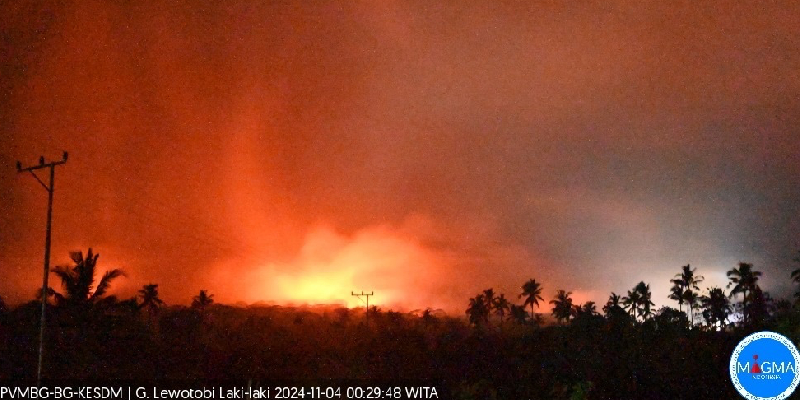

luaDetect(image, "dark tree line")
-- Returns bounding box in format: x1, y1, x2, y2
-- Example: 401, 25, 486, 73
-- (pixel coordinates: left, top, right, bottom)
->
457, 257, 800, 398
1, 249, 800, 399
467, 258, 800, 333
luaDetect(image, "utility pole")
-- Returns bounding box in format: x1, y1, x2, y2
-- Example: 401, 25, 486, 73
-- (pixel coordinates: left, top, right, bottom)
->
351, 291, 374, 327
16, 151, 68, 385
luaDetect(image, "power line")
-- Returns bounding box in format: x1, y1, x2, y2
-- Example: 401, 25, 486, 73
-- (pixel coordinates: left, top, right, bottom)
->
351, 291, 374, 327
16, 151, 68, 386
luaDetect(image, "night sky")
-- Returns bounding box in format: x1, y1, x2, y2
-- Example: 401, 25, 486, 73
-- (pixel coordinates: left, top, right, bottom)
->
2, 1, 799, 312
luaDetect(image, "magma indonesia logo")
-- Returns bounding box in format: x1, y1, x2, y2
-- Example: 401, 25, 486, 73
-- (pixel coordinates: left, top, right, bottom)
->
730, 331, 800, 399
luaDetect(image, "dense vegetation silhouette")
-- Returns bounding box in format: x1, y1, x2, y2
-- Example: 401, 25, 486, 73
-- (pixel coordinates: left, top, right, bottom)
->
1, 249, 799, 399
50, 248, 125, 310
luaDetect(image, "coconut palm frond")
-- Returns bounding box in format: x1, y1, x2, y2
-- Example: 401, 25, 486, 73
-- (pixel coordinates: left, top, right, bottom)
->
92, 269, 126, 301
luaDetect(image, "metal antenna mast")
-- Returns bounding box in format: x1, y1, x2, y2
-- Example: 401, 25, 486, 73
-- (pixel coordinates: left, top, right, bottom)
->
16, 151, 68, 385
351, 291, 374, 326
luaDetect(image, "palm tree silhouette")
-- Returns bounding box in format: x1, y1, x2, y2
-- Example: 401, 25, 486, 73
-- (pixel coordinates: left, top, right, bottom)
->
622, 282, 654, 322
727, 262, 762, 325
570, 303, 582, 319
603, 292, 622, 316
483, 288, 496, 314
681, 264, 704, 289
139, 284, 164, 326
683, 289, 699, 327
668, 282, 685, 314
669, 264, 703, 315
549, 290, 573, 325
466, 294, 489, 327
492, 294, 510, 323
192, 290, 214, 316
622, 289, 641, 321
701, 287, 731, 329
519, 279, 544, 318
51, 248, 125, 308
634, 281, 655, 321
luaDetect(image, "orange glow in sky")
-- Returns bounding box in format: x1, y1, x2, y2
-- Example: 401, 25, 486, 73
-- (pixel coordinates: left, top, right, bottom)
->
2, 1, 799, 312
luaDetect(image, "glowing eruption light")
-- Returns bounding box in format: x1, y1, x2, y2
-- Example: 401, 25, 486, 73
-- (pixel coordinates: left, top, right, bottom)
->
213, 225, 441, 310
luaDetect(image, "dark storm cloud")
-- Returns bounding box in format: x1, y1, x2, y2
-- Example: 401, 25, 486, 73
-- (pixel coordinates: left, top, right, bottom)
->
2, 1, 798, 310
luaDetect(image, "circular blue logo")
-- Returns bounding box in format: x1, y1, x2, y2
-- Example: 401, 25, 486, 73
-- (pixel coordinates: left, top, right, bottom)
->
730, 331, 800, 399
